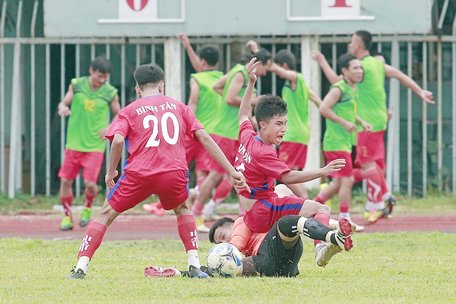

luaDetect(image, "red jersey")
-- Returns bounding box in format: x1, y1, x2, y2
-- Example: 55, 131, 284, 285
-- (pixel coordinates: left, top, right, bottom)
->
230, 217, 266, 256
106, 95, 203, 178
235, 120, 290, 200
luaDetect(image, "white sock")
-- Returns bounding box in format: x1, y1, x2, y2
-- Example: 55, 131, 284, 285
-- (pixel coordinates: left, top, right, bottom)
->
187, 249, 201, 269
202, 199, 216, 218
325, 231, 335, 244
296, 217, 308, 235
75, 256, 90, 274
339, 212, 350, 220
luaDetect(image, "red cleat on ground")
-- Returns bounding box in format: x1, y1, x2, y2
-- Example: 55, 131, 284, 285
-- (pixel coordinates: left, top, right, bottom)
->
143, 202, 166, 216
144, 266, 181, 277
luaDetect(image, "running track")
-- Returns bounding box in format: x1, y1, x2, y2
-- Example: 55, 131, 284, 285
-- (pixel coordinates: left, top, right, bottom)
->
1, 213, 455, 241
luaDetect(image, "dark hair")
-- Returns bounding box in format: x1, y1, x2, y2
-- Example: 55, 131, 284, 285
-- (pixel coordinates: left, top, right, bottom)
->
337, 53, 357, 74
208, 217, 235, 243
354, 30, 372, 51
90, 56, 112, 74
198, 45, 219, 66
254, 95, 287, 127
274, 49, 297, 70
253, 48, 272, 65
134, 64, 165, 89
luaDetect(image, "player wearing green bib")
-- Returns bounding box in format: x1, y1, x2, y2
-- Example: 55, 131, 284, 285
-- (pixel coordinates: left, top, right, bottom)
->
313, 30, 433, 224
314, 54, 370, 230
245, 43, 323, 200
57, 57, 120, 231
191, 49, 272, 227
270, 49, 322, 199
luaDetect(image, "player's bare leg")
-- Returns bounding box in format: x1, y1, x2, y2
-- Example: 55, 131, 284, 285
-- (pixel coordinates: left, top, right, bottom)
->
192, 170, 223, 232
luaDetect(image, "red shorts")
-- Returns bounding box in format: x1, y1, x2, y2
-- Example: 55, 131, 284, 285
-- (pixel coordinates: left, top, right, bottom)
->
355, 131, 385, 165
243, 196, 305, 233
278, 142, 307, 170
185, 137, 210, 172
324, 151, 353, 178
107, 170, 189, 213
58, 149, 104, 183
208, 135, 238, 174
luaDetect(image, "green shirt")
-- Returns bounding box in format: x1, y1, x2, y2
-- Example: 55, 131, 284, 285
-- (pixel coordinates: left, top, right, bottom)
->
66, 77, 118, 152
282, 73, 310, 144
357, 55, 387, 132
212, 64, 255, 140
323, 80, 357, 152
191, 70, 224, 134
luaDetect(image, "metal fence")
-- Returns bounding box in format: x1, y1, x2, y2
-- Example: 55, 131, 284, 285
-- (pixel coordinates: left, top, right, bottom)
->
0, 1, 455, 198
1, 34, 455, 198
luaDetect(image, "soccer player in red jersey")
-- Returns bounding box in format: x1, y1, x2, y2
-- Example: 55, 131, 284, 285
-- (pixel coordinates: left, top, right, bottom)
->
68, 64, 247, 279
234, 57, 349, 256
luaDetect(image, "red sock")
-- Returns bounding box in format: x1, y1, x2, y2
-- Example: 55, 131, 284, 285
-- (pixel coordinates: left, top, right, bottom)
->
314, 211, 330, 226
177, 214, 198, 251
352, 168, 362, 184
77, 221, 107, 259
314, 193, 328, 204
339, 201, 350, 213
361, 167, 383, 202
84, 189, 97, 208
192, 200, 204, 216
213, 178, 232, 203
60, 195, 73, 218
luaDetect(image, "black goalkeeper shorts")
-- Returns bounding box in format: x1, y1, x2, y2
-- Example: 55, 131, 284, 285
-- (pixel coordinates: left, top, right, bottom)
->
252, 222, 303, 277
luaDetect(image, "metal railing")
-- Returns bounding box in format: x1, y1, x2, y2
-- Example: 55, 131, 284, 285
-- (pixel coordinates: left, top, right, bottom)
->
0, 2, 455, 198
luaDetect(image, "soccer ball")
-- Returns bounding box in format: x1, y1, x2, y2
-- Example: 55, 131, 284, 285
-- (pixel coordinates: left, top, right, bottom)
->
206, 243, 243, 277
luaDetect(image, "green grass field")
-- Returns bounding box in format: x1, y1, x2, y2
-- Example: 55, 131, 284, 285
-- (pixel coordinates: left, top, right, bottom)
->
1, 233, 456, 304
1, 193, 455, 303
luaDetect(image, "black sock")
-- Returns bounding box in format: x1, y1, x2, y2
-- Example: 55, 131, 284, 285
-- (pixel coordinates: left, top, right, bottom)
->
302, 218, 332, 241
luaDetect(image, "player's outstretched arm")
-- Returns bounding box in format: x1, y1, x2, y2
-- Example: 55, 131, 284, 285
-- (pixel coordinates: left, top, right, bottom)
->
309, 89, 322, 108
246, 40, 260, 54
177, 33, 203, 72
213, 73, 228, 95
281, 159, 346, 184
320, 87, 356, 132
312, 50, 342, 84
195, 129, 249, 192
57, 84, 74, 117
384, 64, 434, 104
187, 78, 200, 114
110, 95, 121, 116
238, 57, 259, 124
105, 134, 124, 188
269, 62, 298, 83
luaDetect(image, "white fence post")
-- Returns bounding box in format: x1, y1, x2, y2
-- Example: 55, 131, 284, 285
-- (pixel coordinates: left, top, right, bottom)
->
301, 35, 321, 189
